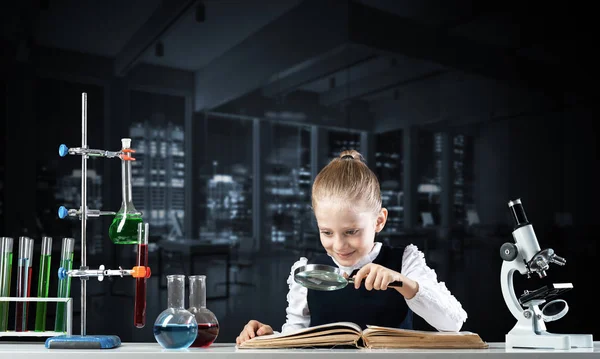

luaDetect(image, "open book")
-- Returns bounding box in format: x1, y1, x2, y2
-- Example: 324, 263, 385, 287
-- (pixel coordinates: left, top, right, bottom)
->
238, 322, 488, 349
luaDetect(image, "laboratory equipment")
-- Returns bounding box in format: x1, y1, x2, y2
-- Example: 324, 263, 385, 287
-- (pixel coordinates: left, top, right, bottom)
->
15, 237, 33, 332
1, 236, 73, 338
54, 237, 74, 332
35, 236, 53, 331
188, 275, 219, 347
50, 92, 151, 349
500, 198, 593, 349
109, 138, 143, 245
0, 237, 13, 331
134, 223, 149, 328
294, 264, 403, 291
154, 275, 198, 349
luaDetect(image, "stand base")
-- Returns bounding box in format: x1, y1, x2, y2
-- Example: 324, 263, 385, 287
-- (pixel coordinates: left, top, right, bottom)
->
506, 332, 593, 350
45, 335, 121, 349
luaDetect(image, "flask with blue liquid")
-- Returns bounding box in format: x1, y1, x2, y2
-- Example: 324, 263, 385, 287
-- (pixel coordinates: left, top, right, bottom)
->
153, 275, 198, 349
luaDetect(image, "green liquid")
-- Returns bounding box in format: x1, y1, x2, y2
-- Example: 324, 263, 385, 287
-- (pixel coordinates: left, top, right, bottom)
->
54, 257, 72, 332
0, 253, 13, 331
109, 214, 143, 245
35, 254, 52, 332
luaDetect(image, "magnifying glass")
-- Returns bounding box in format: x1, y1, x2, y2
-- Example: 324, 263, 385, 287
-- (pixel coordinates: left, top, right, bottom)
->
293, 264, 403, 291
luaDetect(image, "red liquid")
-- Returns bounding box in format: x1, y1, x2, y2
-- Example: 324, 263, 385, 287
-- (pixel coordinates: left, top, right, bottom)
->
134, 243, 148, 328
15, 266, 32, 331
191, 323, 219, 348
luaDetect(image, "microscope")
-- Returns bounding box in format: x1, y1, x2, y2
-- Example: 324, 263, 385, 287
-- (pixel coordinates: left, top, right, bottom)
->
500, 198, 593, 350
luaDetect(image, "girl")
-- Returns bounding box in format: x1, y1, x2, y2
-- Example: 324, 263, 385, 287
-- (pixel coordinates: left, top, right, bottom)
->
236, 150, 467, 345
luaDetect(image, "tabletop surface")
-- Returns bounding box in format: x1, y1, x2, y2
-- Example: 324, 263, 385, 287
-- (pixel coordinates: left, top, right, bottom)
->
0, 342, 599, 358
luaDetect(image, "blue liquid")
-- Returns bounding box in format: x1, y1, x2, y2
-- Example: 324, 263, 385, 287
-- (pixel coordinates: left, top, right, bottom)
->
153, 324, 198, 349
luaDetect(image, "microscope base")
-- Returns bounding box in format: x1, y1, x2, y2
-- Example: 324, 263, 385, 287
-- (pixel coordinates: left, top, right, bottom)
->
506, 331, 593, 350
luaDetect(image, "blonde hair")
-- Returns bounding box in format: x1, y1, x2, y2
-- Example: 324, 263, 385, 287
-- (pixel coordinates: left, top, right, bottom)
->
311, 150, 381, 214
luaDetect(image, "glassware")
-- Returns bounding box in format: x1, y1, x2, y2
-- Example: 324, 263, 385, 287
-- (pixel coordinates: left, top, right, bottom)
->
154, 275, 198, 349
134, 223, 149, 328
109, 138, 143, 244
188, 275, 219, 347
55, 237, 74, 332
15, 237, 33, 331
0, 237, 13, 331
35, 236, 52, 331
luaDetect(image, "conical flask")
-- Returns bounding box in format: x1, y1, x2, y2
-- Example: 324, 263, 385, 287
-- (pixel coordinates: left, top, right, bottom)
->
154, 275, 198, 349
188, 275, 219, 347
109, 138, 143, 244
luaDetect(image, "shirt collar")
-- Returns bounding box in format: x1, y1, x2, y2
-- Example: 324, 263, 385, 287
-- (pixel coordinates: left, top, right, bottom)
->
328, 242, 383, 275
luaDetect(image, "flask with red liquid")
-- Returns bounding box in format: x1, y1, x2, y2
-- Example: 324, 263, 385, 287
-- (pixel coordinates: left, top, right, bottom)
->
187, 275, 219, 347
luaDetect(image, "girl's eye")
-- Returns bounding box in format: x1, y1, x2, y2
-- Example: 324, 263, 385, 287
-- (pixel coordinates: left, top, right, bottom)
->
346, 230, 359, 235
320, 231, 332, 236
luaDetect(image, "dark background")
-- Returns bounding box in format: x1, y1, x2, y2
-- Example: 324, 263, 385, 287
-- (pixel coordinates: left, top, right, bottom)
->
1, 0, 597, 345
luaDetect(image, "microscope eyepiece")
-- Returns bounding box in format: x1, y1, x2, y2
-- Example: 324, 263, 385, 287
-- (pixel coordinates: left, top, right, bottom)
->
508, 198, 529, 227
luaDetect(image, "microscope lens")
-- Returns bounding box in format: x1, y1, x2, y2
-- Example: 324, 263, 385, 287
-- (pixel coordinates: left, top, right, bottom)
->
508, 199, 529, 227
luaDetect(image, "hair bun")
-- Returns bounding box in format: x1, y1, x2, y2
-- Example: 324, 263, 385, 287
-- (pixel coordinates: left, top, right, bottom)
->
339, 150, 363, 162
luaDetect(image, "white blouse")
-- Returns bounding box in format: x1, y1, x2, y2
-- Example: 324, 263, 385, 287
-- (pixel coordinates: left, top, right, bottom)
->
281, 242, 468, 333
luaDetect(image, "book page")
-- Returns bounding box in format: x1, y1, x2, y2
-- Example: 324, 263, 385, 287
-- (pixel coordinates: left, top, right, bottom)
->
239, 333, 361, 349
364, 325, 476, 336
238, 322, 362, 349
362, 325, 488, 349
254, 321, 362, 341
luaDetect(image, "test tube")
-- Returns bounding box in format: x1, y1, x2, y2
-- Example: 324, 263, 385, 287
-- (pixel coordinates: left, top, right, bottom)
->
54, 237, 74, 332
35, 237, 52, 332
15, 237, 32, 332
0, 237, 14, 331
134, 223, 149, 328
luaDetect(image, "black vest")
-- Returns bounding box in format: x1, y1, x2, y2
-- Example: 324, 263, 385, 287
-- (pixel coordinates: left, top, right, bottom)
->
307, 245, 413, 330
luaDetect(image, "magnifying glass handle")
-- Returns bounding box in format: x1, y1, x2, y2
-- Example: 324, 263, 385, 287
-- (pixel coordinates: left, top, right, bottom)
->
388, 280, 403, 288
347, 278, 403, 289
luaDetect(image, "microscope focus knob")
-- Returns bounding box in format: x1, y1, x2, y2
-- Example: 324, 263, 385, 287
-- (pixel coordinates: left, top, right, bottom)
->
500, 242, 518, 261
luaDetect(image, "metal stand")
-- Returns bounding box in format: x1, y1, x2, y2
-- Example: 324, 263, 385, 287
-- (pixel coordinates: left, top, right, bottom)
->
50, 93, 149, 349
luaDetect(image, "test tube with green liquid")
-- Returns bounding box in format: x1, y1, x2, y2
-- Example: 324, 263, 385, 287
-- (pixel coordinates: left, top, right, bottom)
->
54, 237, 74, 332
35, 237, 52, 331
0, 237, 14, 331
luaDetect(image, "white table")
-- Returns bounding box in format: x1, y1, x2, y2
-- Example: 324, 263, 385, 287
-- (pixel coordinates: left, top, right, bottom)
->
0, 342, 599, 358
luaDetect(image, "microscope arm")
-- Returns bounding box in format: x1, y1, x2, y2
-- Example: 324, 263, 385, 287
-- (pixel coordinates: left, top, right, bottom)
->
500, 258, 528, 320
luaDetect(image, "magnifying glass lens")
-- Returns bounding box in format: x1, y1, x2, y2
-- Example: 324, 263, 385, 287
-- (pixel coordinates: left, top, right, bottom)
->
294, 270, 348, 291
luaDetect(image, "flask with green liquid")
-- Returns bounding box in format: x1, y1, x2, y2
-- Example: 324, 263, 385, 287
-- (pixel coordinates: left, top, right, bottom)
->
109, 138, 143, 245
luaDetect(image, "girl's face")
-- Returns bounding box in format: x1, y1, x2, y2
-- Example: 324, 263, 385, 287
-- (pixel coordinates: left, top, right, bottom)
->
314, 198, 388, 267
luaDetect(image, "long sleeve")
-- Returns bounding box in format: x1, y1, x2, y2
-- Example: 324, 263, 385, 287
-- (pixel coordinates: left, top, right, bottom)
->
280, 257, 311, 333
402, 244, 468, 332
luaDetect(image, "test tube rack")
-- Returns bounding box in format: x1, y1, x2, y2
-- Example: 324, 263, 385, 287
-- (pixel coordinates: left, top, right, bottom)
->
0, 297, 73, 337
50, 92, 150, 348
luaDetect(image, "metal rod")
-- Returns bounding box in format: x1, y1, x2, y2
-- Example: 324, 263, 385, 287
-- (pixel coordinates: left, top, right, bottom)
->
81, 92, 88, 336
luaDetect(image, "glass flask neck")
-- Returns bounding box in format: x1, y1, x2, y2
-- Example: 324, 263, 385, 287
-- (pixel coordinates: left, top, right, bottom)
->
120, 141, 137, 213
166, 275, 186, 309
189, 275, 206, 308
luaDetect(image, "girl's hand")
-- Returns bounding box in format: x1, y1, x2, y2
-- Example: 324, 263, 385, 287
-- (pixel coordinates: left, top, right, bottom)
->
352, 263, 402, 290
236, 320, 273, 345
